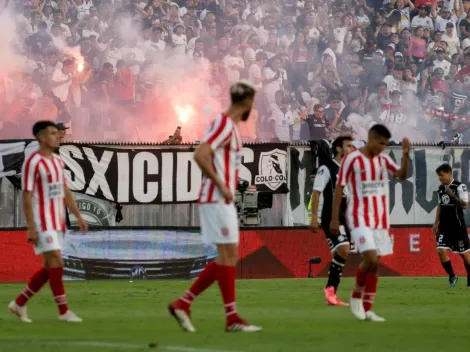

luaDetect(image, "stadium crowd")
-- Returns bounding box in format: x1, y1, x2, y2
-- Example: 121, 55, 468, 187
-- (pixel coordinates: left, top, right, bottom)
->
1, 0, 470, 142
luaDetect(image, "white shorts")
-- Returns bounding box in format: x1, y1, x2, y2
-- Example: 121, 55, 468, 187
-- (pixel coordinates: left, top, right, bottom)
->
350, 227, 393, 257
33, 231, 64, 255
199, 204, 239, 244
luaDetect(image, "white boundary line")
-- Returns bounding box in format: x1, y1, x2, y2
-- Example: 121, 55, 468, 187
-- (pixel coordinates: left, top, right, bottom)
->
0, 340, 243, 352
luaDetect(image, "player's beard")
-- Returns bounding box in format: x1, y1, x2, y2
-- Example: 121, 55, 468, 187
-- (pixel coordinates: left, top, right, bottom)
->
241, 108, 251, 121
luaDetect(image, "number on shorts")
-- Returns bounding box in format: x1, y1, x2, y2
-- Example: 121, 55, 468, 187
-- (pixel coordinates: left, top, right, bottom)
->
438, 234, 444, 243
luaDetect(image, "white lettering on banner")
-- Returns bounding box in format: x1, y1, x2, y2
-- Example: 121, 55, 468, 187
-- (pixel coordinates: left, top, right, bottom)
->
239, 148, 254, 185
117, 153, 130, 203
60, 145, 85, 191
133, 152, 159, 203
161, 153, 173, 202
410, 234, 420, 252
84, 148, 114, 201
361, 181, 386, 196
177, 152, 201, 202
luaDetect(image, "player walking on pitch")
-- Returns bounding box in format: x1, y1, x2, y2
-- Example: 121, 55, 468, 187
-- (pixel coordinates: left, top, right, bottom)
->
168, 81, 262, 332
309, 136, 355, 306
330, 124, 410, 322
8, 121, 88, 323
433, 163, 470, 287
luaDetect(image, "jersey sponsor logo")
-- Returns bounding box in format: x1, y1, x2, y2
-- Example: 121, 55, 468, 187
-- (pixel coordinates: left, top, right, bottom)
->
48, 183, 64, 198
255, 149, 288, 191
441, 194, 450, 204
361, 181, 386, 196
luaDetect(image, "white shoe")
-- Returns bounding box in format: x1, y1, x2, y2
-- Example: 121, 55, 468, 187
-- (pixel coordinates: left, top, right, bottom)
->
350, 296, 366, 321
8, 301, 32, 323
226, 322, 263, 332
59, 310, 83, 323
365, 311, 386, 322
168, 305, 196, 333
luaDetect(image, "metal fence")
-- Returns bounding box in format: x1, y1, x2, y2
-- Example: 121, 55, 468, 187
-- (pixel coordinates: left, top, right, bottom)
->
0, 177, 287, 228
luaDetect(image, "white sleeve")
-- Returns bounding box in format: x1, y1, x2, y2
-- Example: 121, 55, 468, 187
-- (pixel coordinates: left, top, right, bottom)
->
457, 184, 469, 202
313, 165, 331, 193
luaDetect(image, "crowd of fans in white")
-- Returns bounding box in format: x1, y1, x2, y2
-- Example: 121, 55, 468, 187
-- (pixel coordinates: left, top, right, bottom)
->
1, 0, 470, 142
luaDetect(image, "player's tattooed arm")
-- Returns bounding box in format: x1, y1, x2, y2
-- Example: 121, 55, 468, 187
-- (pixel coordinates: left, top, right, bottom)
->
446, 184, 468, 209
394, 138, 410, 180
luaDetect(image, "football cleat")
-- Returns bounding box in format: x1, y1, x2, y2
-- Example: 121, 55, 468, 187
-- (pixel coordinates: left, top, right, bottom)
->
350, 296, 366, 321
449, 276, 459, 288
59, 310, 83, 322
365, 311, 386, 322
324, 287, 338, 306
168, 303, 196, 332
8, 301, 32, 323
226, 320, 262, 332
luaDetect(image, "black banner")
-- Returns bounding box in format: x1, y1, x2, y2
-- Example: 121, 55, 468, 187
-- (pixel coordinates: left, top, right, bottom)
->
0, 141, 288, 205
288, 146, 470, 225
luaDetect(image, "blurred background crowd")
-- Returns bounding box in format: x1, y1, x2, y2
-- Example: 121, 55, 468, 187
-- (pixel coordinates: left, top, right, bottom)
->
1, 0, 470, 143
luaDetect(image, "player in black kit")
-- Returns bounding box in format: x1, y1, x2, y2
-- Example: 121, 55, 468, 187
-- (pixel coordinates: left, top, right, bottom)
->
309, 136, 354, 305
433, 164, 470, 287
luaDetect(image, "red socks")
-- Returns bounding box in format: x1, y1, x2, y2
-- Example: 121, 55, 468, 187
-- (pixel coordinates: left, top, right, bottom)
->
15, 267, 49, 306
48, 267, 69, 315
178, 261, 217, 309
363, 274, 378, 312
216, 264, 238, 322
351, 268, 367, 299
177, 261, 239, 324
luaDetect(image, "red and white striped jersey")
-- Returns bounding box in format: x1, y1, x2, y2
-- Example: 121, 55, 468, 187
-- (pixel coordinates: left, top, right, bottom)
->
22, 151, 67, 232
337, 150, 399, 230
198, 114, 242, 204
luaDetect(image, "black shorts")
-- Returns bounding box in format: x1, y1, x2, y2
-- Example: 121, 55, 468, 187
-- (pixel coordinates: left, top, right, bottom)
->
322, 220, 353, 252
436, 224, 470, 253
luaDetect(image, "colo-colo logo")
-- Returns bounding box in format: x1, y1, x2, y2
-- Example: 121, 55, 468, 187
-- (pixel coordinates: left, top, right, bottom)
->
59, 145, 281, 204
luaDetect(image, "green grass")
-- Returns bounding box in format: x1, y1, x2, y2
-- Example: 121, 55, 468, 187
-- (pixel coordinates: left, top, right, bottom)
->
0, 278, 468, 352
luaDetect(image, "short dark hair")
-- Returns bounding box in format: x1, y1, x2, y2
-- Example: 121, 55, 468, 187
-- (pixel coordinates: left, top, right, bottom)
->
230, 81, 256, 104
369, 124, 392, 139
313, 104, 323, 111
332, 136, 353, 157
32, 120, 57, 137
436, 163, 452, 174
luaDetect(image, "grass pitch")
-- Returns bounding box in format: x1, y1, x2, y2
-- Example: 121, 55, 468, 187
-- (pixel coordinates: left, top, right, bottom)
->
0, 278, 468, 352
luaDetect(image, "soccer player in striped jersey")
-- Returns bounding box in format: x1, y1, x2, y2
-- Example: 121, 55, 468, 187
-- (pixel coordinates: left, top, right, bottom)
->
168, 81, 262, 333
8, 121, 88, 323
330, 124, 410, 322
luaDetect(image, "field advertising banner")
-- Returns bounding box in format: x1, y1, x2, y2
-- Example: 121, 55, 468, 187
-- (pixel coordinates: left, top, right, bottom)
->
1, 228, 468, 282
